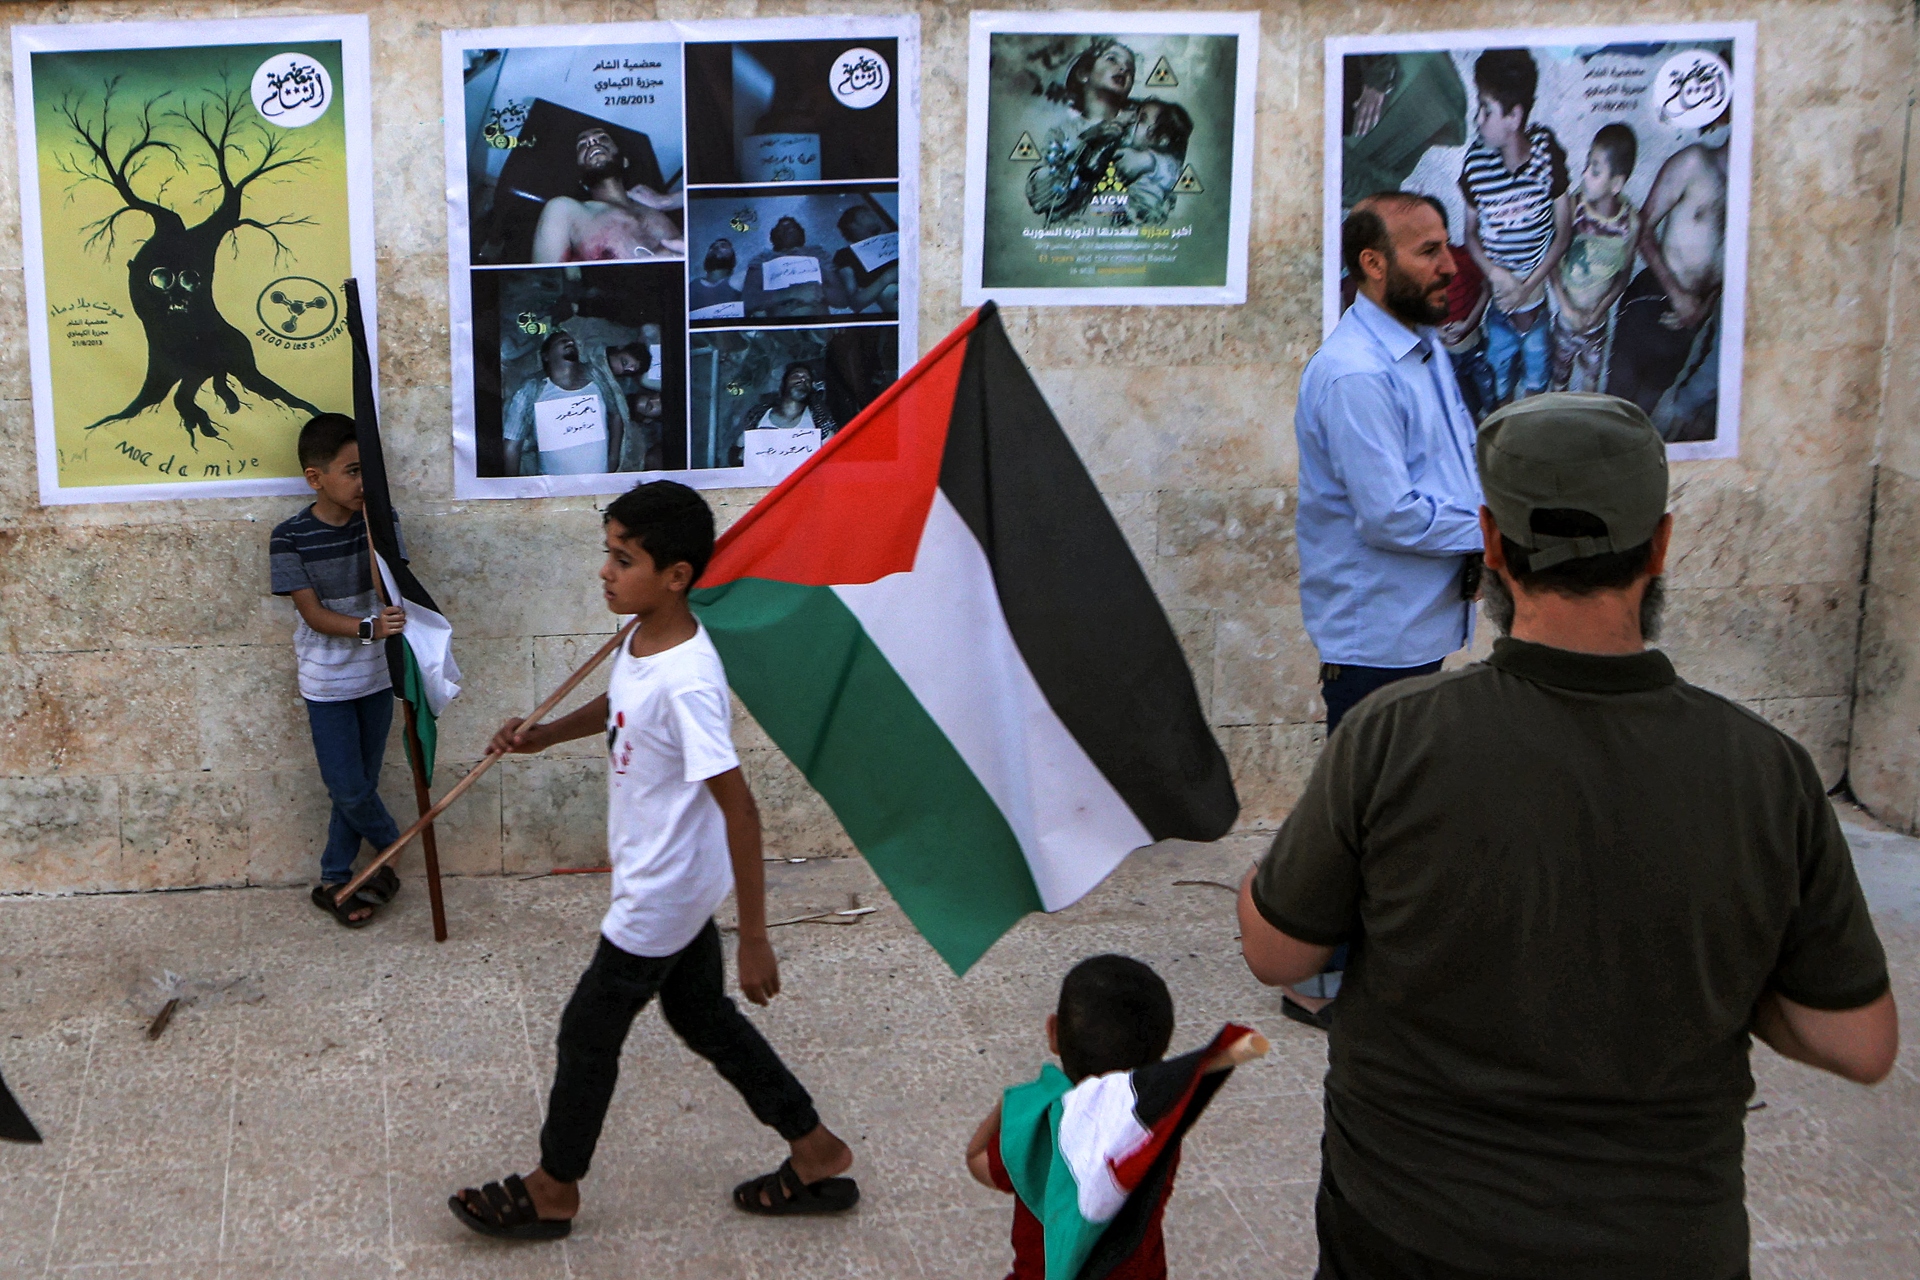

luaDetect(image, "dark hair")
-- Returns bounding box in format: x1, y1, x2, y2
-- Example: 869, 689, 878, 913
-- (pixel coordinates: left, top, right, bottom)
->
1056, 955, 1174, 1082
780, 361, 815, 392
769, 216, 806, 251
298, 413, 358, 469
1503, 507, 1653, 592
1134, 97, 1194, 162
1341, 191, 1447, 278
1473, 48, 1538, 119
1049, 38, 1135, 111
540, 330, 575, 364
1589, 123, 1637, 179
604, 480, 716, 583
836, 204, 881, 241
703, 239, 736, 272
609, 341, 651, 377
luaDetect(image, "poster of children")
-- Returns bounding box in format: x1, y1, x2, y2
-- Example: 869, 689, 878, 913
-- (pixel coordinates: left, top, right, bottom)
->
445, 16, 918, 498
15, 17, 377, 505
963, 11, 1258, 307
1322, 24, 1753, 459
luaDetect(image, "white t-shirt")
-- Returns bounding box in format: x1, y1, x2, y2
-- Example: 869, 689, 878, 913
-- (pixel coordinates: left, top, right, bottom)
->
601, 624, 741, 957
533, 378, 609, 475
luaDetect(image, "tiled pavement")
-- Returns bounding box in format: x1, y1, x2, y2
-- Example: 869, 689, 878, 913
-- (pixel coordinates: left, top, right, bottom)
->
1, 825, 1916, 1279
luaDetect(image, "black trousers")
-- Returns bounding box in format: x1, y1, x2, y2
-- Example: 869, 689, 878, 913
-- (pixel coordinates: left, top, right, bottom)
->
1320, 661, 1444, 733
1314, 1165, 1750, 1280
539, 920, 820, 1182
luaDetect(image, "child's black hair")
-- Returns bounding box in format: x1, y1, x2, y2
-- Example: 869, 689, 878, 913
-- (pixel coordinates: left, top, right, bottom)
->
1056, 954, 1175, 1082
1590, 123, 1638, 180
298, 413, 358, 469
604, 480, 716, 583
1134, 97, 1195, 162
1473, 48, 1538, 120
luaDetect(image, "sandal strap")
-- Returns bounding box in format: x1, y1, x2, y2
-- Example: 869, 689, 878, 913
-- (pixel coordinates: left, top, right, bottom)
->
479, 1181, 515, 1225
503, 1174, 536, 1222
775, 1158, 804, 1203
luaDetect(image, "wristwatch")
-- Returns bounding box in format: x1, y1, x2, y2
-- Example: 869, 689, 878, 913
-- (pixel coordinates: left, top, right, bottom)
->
358, 615, 376, 645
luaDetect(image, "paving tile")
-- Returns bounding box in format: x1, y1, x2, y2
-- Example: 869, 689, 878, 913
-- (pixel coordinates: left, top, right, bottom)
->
1180, 1087, 1324, 1189
218, 1169, 388, 1261
899, 1206, 1015, 1280
378, 991, 534, 1079
729, 1209, 927, 1280
215, 1255, 396, 1280
1159, 1182, 1281, 1277
0, 1170, 60, 1275
68, 1063, 235, 1174
1752, 1235, 1920, 1278
1747, 1141, 1920, 1247
46, 1165, 226, 1267
392, 1240, 575, 1278
564, 1226, 756, 1279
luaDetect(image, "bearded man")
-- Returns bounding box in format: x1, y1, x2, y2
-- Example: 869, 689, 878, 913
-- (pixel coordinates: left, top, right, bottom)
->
531, 126, 685, 263
1283, 191, 1486, 1031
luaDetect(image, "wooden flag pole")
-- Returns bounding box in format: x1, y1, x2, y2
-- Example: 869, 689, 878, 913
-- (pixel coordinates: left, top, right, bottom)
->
363, 520, 449, 940
336, 617, 639, 907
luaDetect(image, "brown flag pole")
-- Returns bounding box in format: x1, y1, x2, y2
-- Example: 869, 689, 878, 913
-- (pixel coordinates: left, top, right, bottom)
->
366, 518, 449, 941
336, 616, 639, 909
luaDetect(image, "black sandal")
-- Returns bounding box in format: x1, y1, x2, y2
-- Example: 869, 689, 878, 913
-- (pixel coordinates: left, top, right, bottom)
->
311, 882, 380, 929
732, 1158, 859, 1216
358, 865, 401, 905
448, 1174, 573, 1240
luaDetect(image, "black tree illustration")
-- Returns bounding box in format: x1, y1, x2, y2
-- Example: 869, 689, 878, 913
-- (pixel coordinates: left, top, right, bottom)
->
56, 76, 325, 447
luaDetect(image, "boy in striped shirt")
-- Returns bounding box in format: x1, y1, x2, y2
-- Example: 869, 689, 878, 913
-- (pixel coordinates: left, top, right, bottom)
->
1458, 48, 1571, 406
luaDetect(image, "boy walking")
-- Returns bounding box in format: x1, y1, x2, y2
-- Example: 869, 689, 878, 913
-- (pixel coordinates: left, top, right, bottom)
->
450, 480, 856, 1239
1549, 124, 1641, 392
966, 955, 1263, 1280
270, 414, 407, 927
1459, 48, 1571, 405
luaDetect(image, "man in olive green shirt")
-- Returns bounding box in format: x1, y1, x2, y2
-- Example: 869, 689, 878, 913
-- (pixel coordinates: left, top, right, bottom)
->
1239, 393, 1898, 1280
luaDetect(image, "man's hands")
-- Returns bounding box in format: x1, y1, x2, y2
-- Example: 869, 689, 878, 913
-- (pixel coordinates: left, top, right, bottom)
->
372, 605, 407, 639
737, 934, 781, 1006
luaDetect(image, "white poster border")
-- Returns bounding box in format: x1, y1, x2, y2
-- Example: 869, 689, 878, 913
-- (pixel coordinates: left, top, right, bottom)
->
14, 15, 379, 506
961, 10, 1259, 309
1322, 21, 1755, 462
443, 15, 921, 500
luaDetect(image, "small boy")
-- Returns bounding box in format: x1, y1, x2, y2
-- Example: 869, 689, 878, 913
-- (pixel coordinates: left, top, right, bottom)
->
450, 480, 856, 1239
966, 955, 1263, 1280
1548, 124, 1641, 392
1459, 48, 1571, 405
270, 414, 408, 928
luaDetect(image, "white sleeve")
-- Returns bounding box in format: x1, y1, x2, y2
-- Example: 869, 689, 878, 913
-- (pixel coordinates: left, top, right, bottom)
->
668, 683, 741, 784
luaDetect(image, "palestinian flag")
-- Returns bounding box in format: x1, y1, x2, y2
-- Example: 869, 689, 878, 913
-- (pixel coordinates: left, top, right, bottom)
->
345, 280, 462, 777
1000, 1023, 1253, 1280
691, 303, 1236, 972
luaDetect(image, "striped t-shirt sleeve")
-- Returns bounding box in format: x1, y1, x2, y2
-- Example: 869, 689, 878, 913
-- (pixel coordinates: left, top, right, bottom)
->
1459, 126, 1569, 278
269, 523, 314, 596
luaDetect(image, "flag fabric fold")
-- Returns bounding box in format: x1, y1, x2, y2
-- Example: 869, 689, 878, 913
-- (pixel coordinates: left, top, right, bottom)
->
0, 1065, 41, 1144
345, 279, 462, 777
692, 303, 1237, 972
999, 1023, 1252, 1280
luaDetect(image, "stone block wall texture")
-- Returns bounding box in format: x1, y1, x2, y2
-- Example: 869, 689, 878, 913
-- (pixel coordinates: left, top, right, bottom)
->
0, 0, 1913, 891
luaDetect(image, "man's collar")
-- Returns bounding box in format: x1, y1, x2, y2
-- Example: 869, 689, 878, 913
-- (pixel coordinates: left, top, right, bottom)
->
1489, 637, 1678, 693
1350, 293, 1427, 361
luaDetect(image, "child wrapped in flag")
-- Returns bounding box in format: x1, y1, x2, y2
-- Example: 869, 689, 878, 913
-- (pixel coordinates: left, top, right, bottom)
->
966, 955, 1267, 1280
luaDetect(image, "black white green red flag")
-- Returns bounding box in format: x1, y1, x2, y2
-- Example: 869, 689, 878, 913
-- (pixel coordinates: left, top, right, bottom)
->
690, 304, 1237, 972
345, 280, 461, 777
999, 1023, 1252, 1280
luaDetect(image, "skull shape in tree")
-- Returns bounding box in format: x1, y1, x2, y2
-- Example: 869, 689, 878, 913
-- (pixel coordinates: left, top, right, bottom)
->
54, 75, 326, 447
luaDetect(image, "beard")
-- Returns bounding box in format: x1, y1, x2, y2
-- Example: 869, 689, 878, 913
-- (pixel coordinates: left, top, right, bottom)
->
579, 155, 623, 186
1481, 571, 1666, 644
1383, 259, 1450, 326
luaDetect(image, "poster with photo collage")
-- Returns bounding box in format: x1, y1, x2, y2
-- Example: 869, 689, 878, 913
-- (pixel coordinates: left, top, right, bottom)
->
443, 17, 918, 497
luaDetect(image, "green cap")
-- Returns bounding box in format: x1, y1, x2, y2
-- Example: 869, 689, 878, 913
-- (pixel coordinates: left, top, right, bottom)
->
1476, 392, 1668, 572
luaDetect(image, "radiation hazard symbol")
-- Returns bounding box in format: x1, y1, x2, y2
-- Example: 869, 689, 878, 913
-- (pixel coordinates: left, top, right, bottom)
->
1007, 131, 1041, 161
1173, 164, 1205, 194
1145, 57, 1179, 88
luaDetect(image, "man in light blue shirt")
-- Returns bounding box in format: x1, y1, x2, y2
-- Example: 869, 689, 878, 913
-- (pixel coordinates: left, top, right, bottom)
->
1284, 191, 1484, 1028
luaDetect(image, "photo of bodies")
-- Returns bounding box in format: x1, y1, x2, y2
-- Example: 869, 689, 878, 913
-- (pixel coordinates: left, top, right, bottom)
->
978, 30, 1241, 291
460, 44, 684, 265
689, 326, 898, 474
685, 186, 900, 324
684, 40, 899, 186
1328, 31, 1747, 449
471, 263, 685, 477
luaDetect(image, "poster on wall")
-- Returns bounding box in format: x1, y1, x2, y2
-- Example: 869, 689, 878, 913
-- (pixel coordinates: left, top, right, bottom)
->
1323, 23, 1754, 460
962, 11, 1258, 307
445, 16, 919, 498
15, 17, 377, 505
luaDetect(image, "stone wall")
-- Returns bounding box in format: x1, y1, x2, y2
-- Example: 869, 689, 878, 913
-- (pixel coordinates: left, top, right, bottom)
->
1, 0, 1913, 893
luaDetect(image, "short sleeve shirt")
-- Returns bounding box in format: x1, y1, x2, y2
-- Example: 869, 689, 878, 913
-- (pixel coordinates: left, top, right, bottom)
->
601, 625, 742, 958
1250, 638, 1888, 1278
1459, 124, 1570, 279
269, 506, 401, 702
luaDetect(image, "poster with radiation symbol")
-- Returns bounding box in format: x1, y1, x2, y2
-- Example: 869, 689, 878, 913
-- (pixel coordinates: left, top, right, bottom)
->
14, 16, 378, 504
443, 15, 920, 498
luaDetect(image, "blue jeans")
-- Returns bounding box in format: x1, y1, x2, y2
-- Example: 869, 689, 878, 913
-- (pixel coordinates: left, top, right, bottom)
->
1448, 339, 1499, 423
1483, 303, 1550, 403
305, 692, 401, 885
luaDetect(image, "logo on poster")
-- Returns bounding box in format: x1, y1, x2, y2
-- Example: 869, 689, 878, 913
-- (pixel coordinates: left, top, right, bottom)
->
830, 48, 889, 109
252, 53, 332, 128
1654, 50, 1731, 129
257, 278, 339, 342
